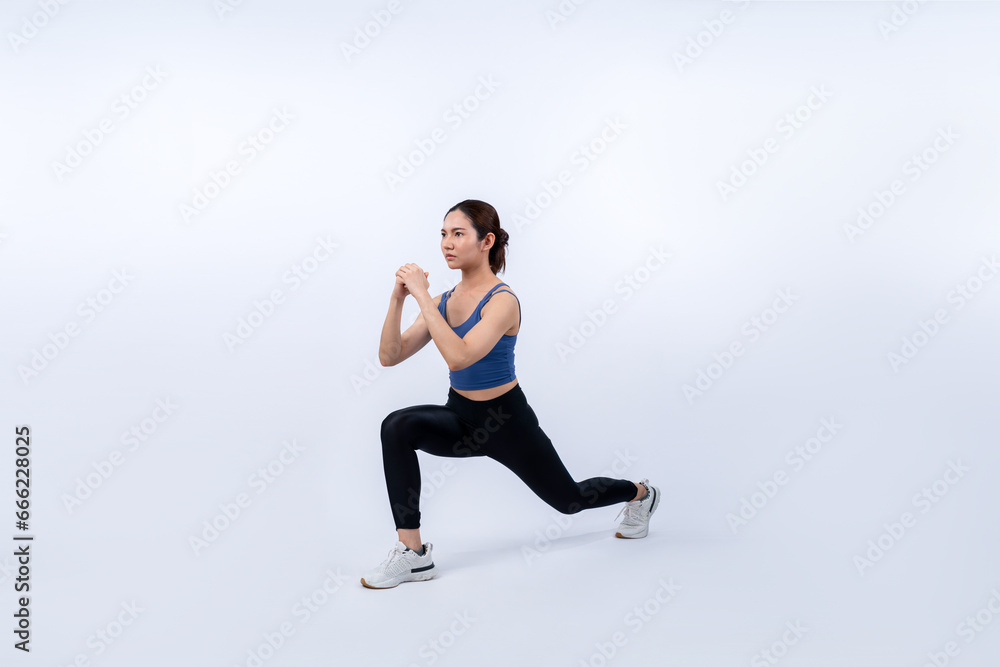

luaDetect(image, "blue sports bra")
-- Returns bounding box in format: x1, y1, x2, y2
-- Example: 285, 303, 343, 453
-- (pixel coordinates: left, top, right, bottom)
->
438, 283, 520, 390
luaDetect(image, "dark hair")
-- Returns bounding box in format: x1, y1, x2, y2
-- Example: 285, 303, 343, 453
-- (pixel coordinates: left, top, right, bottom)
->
445, 199, 509, 275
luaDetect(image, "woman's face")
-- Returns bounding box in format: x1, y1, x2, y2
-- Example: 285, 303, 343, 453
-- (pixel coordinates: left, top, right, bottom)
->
441, 210, 490, 269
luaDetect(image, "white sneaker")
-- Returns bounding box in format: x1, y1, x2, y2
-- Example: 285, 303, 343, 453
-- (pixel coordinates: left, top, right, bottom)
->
614, 479, 660, 539
360, 541, 436, 589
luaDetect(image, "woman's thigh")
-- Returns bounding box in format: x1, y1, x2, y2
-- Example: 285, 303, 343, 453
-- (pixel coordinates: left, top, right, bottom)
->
486, 419, 578, 490
381, 404, 484, 458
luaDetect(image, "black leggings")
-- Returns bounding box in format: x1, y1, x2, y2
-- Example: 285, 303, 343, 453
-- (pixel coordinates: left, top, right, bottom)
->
380, 383, 637, 530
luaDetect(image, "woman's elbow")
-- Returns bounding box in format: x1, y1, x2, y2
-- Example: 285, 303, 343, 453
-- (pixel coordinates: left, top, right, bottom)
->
448, 355, 470, 372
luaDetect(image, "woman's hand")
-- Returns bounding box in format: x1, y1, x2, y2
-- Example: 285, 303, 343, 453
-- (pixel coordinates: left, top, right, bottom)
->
394, 263, 429, 298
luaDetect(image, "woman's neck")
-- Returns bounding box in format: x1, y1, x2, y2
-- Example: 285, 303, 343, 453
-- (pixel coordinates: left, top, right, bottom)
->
458, 266, 498, 293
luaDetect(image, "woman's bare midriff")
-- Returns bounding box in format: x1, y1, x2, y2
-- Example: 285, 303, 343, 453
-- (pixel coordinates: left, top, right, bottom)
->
452, 378, 518, 401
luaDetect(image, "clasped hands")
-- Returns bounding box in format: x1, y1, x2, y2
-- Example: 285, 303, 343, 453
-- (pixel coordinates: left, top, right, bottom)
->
395, 263, 430, 298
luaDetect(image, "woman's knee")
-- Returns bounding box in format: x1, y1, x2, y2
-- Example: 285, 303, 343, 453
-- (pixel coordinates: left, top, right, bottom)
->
542, 493, 586, 515
381, 407, 446, 451
555, 500, 585, 515
381, 409, 413, 447
549, 482, 606, 514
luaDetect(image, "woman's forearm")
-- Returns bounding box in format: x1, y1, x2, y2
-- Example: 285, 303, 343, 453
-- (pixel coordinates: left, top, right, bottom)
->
378, 293, 405, 366
413, 291, 467, 371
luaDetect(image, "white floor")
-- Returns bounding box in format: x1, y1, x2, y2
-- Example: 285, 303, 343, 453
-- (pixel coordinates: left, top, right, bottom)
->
12, 347, 1000, 666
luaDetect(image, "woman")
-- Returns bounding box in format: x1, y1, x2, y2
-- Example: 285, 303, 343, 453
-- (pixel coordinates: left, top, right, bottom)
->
361, 199, 659, 589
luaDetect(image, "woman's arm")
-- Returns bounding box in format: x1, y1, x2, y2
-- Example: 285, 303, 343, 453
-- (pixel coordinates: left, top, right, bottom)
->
396, 263, 470, 371
408, 281, 518, 371
378, 292, 407, 367
378, 274, 436, 367
411, 290, 469, 371
397, 263, 515, 371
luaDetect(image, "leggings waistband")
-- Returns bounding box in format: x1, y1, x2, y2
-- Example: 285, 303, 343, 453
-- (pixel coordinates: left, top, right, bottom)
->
446, 383, 529, 426
447, 382, 525, 405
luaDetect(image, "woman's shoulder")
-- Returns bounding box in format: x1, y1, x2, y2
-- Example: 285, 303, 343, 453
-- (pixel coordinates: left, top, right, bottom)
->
483, 282, 518, 309
494, 281, 517, 298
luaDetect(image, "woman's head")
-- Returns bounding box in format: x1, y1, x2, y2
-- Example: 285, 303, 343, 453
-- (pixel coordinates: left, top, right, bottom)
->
442, 199, 508, 275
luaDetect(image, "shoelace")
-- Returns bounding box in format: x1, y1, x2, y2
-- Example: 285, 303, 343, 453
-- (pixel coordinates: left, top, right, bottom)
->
615, 498, 642, 525
379, 543, 408, 572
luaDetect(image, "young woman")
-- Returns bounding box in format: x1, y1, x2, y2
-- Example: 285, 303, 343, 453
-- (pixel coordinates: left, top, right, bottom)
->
361, 199, 659, 589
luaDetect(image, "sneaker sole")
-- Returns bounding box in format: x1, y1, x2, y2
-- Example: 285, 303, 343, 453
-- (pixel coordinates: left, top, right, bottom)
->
360, 565, 436, 589
615, 486, 660, 539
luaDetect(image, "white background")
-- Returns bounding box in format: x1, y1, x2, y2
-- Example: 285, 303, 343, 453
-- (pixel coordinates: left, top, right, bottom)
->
2, 1, 999, 665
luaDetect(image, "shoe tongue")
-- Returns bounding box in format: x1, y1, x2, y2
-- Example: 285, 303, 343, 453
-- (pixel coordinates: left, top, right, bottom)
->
395, 540, 408, 551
